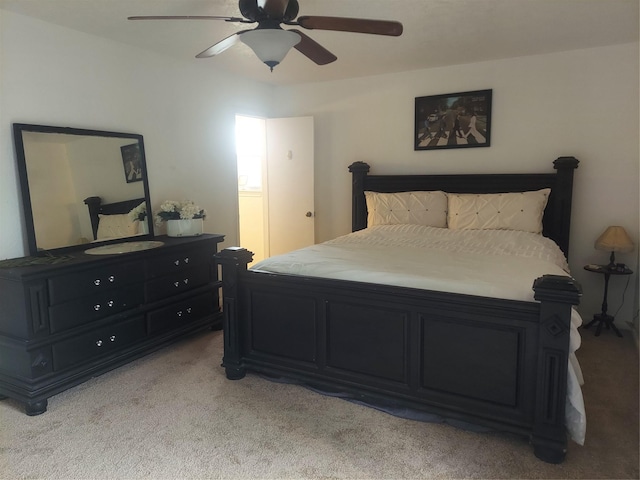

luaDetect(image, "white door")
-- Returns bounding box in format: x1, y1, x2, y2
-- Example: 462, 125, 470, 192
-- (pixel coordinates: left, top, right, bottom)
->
265, 116, 315, 256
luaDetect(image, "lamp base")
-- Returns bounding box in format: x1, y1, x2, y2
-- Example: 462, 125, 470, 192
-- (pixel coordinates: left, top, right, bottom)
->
583, 313, 623, 337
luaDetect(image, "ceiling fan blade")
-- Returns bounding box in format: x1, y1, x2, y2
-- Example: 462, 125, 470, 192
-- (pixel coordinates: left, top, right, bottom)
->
289, 29, 337, 65
261, 0, 290, 18
196, 31, 250, 58
296, 16, 403, 36
128, 15, 248, 23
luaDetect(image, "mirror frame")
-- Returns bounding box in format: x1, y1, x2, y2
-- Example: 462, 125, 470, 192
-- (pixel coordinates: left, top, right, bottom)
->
13, 123, 155, 256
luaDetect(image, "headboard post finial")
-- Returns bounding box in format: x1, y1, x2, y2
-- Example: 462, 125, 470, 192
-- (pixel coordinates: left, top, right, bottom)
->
553, 156, 580, 171
349, 162, 370, 232
348, 161, 371, 174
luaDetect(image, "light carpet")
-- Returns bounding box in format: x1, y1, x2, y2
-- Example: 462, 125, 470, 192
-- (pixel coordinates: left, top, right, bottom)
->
1, 327, 638, 479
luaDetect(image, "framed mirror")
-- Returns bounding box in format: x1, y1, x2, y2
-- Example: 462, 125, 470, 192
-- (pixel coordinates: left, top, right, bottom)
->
13, 123, 155, 256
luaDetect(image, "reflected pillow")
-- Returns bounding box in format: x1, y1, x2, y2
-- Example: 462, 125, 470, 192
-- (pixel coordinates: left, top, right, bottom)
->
365, 191, 448, 227
97, 214, 138, 239
447, 189, 551, 233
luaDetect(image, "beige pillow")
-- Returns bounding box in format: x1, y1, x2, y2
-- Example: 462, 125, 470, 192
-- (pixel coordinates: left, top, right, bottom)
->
97, 214, 139, 239
447, 189, 551, 233
365, 191, 448, 228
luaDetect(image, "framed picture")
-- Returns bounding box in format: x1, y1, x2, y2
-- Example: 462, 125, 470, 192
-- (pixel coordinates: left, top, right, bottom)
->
121, 143, 143, 183
414, 89, 492, 151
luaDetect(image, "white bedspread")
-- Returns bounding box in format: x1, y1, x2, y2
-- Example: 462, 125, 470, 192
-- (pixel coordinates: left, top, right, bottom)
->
252, 224, 586, 445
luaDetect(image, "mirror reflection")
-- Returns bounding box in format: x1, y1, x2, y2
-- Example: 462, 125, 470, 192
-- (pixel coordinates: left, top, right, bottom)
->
14, 124, 154, 255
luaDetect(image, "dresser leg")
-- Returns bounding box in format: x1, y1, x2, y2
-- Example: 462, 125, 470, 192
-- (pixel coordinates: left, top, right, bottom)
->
25, 399, 48, 416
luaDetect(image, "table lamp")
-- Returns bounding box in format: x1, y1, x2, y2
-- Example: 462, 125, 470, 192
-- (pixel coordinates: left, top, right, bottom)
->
594, 226, 634, 267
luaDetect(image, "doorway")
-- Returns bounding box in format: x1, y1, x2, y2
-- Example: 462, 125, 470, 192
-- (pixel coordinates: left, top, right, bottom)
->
236, 115, 267, 264
235, 115, 315, 264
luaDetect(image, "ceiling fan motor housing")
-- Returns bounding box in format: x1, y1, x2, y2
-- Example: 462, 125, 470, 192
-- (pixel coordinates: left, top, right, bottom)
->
239, 0, 300, 22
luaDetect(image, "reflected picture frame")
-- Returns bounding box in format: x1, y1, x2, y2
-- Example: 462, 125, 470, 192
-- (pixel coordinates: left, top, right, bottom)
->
414, 89, 492, 151
121, 143, 143, 183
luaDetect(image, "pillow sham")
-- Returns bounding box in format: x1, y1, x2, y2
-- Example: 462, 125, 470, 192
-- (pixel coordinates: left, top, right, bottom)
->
96, 214, 139, 239
447, 189, 551, 233
365, 190, 448, 228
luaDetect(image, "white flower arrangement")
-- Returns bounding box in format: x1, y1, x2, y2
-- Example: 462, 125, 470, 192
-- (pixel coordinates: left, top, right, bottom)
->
155, 200, 207, 226
128, 202, 147, 222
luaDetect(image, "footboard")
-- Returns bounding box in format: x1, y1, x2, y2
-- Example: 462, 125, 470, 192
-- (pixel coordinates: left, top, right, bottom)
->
216, 248, 581, 463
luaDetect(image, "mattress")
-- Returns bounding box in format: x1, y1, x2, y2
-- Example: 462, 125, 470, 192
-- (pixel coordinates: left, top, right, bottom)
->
251, 224, 586, 445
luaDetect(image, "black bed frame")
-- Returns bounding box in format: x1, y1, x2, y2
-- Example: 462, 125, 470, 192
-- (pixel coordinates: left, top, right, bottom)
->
216, 157, 581, 463
83, 196, 146, 240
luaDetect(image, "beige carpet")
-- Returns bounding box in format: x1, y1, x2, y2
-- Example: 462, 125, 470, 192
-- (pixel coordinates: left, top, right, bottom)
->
1, 327, 638, 479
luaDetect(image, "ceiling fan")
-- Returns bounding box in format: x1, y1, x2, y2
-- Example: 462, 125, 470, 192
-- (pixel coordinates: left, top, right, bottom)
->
128, 0, 403, 71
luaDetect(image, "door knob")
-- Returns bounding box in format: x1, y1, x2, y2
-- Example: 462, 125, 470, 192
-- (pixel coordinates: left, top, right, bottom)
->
305, 211, 313, 217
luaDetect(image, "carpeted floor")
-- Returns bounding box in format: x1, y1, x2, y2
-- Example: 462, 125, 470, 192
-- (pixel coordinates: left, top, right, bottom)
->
1, 326, 638, 479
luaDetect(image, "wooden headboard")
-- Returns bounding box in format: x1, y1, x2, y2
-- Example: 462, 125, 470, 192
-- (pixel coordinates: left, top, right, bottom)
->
83, 196, 146, 240
349, 157, 579, 258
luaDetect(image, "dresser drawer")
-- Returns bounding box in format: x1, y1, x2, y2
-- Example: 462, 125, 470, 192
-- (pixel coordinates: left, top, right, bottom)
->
145, 266, 210, 302
49, 283, 145, 333
48, 261, 145, 305
52, 316, 147, 371
146, 247, 211, 278
147, 292, 215, 335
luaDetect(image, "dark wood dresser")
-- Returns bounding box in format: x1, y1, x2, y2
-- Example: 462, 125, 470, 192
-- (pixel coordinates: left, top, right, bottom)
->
0, 234, 224, 415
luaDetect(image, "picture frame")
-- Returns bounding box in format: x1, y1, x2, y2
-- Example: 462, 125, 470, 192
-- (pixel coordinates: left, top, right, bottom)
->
414, 89, 492, 151
121, 143, 143, 183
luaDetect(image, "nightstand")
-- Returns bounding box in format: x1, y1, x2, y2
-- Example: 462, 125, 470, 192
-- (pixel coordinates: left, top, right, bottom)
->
583, 264, 633, 337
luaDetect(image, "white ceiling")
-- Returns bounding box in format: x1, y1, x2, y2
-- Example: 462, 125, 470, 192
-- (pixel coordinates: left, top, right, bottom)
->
1, 0, 638, 86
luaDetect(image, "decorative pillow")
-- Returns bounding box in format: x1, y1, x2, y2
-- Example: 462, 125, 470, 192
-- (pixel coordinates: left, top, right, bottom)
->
96, 214, 139, 239
447, 189, 551, 233
365, 191, 448, 228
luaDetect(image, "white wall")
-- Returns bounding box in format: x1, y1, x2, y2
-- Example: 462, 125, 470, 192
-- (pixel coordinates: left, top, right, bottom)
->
271, 43, 640, 330
0, 9, 273, 258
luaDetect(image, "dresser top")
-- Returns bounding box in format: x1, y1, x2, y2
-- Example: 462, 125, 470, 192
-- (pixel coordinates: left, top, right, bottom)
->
0, 234, 225, 281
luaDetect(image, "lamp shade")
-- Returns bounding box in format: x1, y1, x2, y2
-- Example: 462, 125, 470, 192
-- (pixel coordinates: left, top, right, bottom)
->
594, 226, 634, 253
240, 29, 301, 71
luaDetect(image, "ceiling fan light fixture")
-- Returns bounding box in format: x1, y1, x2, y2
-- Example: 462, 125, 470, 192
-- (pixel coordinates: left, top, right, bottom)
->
240, 29, 301, 71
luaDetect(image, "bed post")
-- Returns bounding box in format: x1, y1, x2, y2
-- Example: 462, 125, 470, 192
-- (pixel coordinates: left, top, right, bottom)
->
83, 196, 102, 240
349, 162, 370, 232
215, 247, 254, 380
552, 157, 579, 258
531, 274, 582, 463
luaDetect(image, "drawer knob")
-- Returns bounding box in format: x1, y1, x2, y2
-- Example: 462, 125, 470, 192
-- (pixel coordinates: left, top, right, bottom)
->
177, 310, 183, 317
174, 260, 180, 266
94, 304, 101, 311
174, 281, 180, 287
94, 279, 101, 286
96, 340, 103, 347
108, 275, 115, 282
110, 335, 116, 342
183, 278, 189, 284
107, 300, 114, 307
184, 257, 189, 263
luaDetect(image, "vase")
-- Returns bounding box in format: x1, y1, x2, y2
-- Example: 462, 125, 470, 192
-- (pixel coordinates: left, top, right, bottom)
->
166, 218, 203, 237
138, 220, 149, 235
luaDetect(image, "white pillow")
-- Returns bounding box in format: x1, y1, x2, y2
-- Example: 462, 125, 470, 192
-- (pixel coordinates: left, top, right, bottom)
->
447, 189, 551, 233
97, 214, 139, 239
365, 191, 448, 228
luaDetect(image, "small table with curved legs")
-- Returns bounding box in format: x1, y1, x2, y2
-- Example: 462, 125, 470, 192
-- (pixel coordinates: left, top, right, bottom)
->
583, 264, 633, 337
